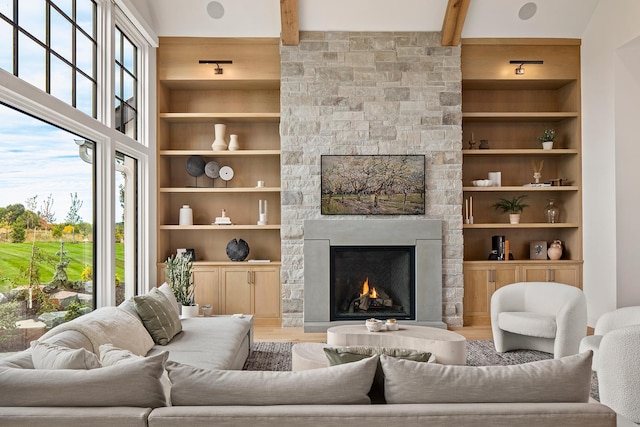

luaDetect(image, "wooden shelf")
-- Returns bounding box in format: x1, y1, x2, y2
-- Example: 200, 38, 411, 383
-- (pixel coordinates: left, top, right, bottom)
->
463, 222, 579, 229
160, 187, 280, 193
159, 149, 280, 157
464, 259, 583, 265
463, 186, 578, 192
462, 112, 578, 122
159, 113, 280, 123
462, 149, 578, 155
160, 79, 280, 90
160, 225, 281, 230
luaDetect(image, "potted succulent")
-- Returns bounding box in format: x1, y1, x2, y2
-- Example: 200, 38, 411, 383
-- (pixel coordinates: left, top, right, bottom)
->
537, 128, 556, 150
165, 253, 198, 317
493, 195, 529, 224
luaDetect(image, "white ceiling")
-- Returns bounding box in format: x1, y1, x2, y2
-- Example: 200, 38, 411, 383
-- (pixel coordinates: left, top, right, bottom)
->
127, 0, 600, 39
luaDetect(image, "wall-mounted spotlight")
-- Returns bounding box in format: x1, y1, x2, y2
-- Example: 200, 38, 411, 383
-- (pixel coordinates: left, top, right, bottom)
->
199, 60, 233, 75
509, 60, 543, 75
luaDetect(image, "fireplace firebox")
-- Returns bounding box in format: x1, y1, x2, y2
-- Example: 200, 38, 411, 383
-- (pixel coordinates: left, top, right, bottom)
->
330, 246, 415, 321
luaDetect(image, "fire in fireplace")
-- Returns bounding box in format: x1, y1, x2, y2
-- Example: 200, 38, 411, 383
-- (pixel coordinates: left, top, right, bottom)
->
330, 246, 415, 321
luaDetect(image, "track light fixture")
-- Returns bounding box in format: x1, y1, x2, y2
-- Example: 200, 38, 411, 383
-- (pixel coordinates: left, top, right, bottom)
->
199, 59, 233, 75
509, 60, 543, 75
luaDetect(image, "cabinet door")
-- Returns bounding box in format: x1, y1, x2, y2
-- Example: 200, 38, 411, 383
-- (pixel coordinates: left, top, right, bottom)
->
221, 267, 251, 315
463, 263, 519, 326
193, 267, 220, 314
521, 264, 581, 288
251, 267, 280, 319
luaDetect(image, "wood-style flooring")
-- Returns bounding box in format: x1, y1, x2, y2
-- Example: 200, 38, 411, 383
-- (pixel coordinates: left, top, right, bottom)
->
253, 325, 494, 342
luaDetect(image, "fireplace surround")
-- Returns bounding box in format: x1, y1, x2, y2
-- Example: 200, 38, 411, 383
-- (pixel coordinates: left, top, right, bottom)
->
303, 219, 445, 332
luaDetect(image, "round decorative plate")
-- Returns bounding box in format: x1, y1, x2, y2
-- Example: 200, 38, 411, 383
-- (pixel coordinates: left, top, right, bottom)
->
204, 161, 220, 179
226, 238, 250, 261
219, 165, 234, 181
185, 155, 206, 177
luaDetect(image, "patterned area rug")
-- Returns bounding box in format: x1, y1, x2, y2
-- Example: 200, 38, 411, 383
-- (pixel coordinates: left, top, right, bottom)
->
243, 340, 599, 400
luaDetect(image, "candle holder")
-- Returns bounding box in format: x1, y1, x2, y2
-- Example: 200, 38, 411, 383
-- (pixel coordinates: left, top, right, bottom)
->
257, 200, 268, 225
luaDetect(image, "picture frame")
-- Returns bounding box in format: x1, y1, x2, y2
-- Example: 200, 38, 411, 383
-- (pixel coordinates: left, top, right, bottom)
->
529, 241, 548, 260
320, 155, 426, 215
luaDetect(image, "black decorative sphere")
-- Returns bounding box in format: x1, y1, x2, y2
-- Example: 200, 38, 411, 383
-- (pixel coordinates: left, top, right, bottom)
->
226, 238, 250, 262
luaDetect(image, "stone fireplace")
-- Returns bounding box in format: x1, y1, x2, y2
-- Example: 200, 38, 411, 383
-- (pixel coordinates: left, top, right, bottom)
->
280, 31, 463, 328
303, 219, 445, 331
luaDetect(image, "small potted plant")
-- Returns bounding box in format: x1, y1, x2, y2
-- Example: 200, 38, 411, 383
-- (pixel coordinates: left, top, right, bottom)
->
537, 129, 556, 150
493, 195, 529, 224
165, 253, 198, 317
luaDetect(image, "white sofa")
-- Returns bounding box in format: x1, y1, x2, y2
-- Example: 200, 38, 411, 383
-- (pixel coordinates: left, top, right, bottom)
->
0, 296, 617, 427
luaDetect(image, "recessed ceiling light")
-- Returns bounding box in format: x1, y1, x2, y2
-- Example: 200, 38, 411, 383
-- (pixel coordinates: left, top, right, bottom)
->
207, 1, 225, 19
518, 2, 537, 20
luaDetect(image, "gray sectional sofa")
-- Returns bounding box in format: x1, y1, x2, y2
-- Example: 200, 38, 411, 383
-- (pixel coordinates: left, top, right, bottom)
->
0, 287, 618, 427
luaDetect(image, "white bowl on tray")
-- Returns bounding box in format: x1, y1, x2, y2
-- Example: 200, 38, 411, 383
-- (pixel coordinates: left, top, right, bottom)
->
472, 179, 493, 187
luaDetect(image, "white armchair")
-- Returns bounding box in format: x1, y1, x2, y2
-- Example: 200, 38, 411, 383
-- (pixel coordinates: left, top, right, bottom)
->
598, 324, 640, 424
490, 282, 587, 358
579, 306, 640, 371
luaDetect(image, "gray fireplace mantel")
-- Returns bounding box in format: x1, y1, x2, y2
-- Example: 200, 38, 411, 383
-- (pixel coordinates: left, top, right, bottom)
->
303, 219, 445, 332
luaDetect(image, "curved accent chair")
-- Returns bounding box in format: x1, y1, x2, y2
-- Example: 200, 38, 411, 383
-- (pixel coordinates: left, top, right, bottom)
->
579, 306, 640, 371
490, 282, 587, 358
598, 324, 640, 424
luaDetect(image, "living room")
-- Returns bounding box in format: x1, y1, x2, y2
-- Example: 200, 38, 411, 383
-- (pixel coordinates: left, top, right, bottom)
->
0, 0, 639, 425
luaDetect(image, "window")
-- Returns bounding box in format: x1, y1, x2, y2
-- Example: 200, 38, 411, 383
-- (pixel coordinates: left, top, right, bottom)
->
0, 0, 98, 117
114, 27, 138, 139
0, 102, 95, 353
115, 151, 138, 304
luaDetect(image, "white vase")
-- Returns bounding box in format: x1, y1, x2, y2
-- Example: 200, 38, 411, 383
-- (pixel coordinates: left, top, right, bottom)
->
509, 213, 521, 224
181, 304, 200, 318
211, 124, 228, 151
179, 205, 193, 226
542, 141, 554, 150
228, 134, 240, 151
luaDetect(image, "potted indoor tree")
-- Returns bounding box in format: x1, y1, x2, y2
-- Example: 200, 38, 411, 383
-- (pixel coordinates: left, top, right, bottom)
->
537, 128, 556, 150
165, 253, 198, 317
493, 195, 529, 224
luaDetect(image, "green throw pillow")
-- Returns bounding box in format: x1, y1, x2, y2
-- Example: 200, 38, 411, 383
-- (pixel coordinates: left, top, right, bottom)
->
134, 287, 182, 345
323, 346, 432, 404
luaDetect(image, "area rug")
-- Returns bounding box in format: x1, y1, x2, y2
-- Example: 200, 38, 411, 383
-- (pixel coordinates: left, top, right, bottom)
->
243, 340, 599, 400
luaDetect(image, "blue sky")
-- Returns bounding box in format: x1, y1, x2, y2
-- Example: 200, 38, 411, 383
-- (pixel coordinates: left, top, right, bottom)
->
0, 103, 94, 223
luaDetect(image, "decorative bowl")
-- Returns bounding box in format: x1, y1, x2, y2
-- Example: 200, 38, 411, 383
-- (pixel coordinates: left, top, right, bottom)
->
385, 319, 399, 331
472, 179, 493, 187
365, 318, 383, 332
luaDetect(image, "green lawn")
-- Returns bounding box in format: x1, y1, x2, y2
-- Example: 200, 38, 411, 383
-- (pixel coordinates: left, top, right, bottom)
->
0, 241, 124, 291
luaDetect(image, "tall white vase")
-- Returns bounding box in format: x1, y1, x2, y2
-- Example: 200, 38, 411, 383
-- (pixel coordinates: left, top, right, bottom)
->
211, 124, 228, 151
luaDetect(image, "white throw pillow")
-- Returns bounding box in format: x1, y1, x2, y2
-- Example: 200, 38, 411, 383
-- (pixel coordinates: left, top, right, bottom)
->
166, 355, 379, 406
381, 351, 593, 404
158, 282, 180, 316
31, 341, 100, 370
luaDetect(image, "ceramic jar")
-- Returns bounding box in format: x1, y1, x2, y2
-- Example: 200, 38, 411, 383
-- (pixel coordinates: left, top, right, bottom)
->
211, 124, 228, 151
228, 134, 240, 151
547, 239, 563, 260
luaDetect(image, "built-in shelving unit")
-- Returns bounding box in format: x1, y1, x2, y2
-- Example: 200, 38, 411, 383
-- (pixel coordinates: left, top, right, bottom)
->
461, 39, 583, 325
156, 38, 282, 324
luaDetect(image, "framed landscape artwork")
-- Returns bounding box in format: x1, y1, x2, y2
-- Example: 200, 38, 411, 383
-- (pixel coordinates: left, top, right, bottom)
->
321, 155, 425, 215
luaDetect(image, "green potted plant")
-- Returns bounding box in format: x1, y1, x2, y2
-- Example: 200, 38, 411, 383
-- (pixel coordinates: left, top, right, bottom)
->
165, 253, 198, 317
537, 128, 556, 150
493, 195, 529, 224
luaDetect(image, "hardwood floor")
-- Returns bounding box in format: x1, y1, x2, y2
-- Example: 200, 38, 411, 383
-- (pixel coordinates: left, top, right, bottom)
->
253, 324, 494, 342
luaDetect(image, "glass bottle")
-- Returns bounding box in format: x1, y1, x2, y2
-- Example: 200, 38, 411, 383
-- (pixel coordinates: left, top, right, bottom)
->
544, 199, 560, 223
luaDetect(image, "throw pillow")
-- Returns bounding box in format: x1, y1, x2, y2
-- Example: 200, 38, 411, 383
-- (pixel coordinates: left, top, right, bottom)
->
158, 282, 180, 316
134, 287, 182, 345
381, 350, 593, 404
0, 351, 168, 407
324, 346, 433, 404
166, 355, 379, 406
30, 341, 101, 370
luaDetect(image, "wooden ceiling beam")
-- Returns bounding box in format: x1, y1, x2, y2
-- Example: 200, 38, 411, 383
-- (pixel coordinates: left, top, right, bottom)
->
280, 0, 299, 46
441, 0, 470, 46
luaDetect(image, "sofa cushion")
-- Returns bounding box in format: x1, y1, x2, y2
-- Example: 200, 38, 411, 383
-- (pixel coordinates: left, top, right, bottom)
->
134, 287, 182, 345
0, 351, 168, 407
158, 282, 180, 316
324, 346, 433, 404
31, 341, 100, 370
0, 351, 34, 369
498, 311, 557, 338
166, 355, 378, 406
381, 351, 593, 404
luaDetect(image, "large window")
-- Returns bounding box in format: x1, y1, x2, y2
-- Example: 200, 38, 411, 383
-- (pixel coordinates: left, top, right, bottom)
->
115, 27, 138, 139
0, 102, 95, 352
0, 0, 97, 117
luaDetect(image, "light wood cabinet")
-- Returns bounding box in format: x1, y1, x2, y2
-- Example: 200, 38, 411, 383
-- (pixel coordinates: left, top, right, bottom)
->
520, 263, 581, 287
156, 38, 282, 324
221, 265, 281, 323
